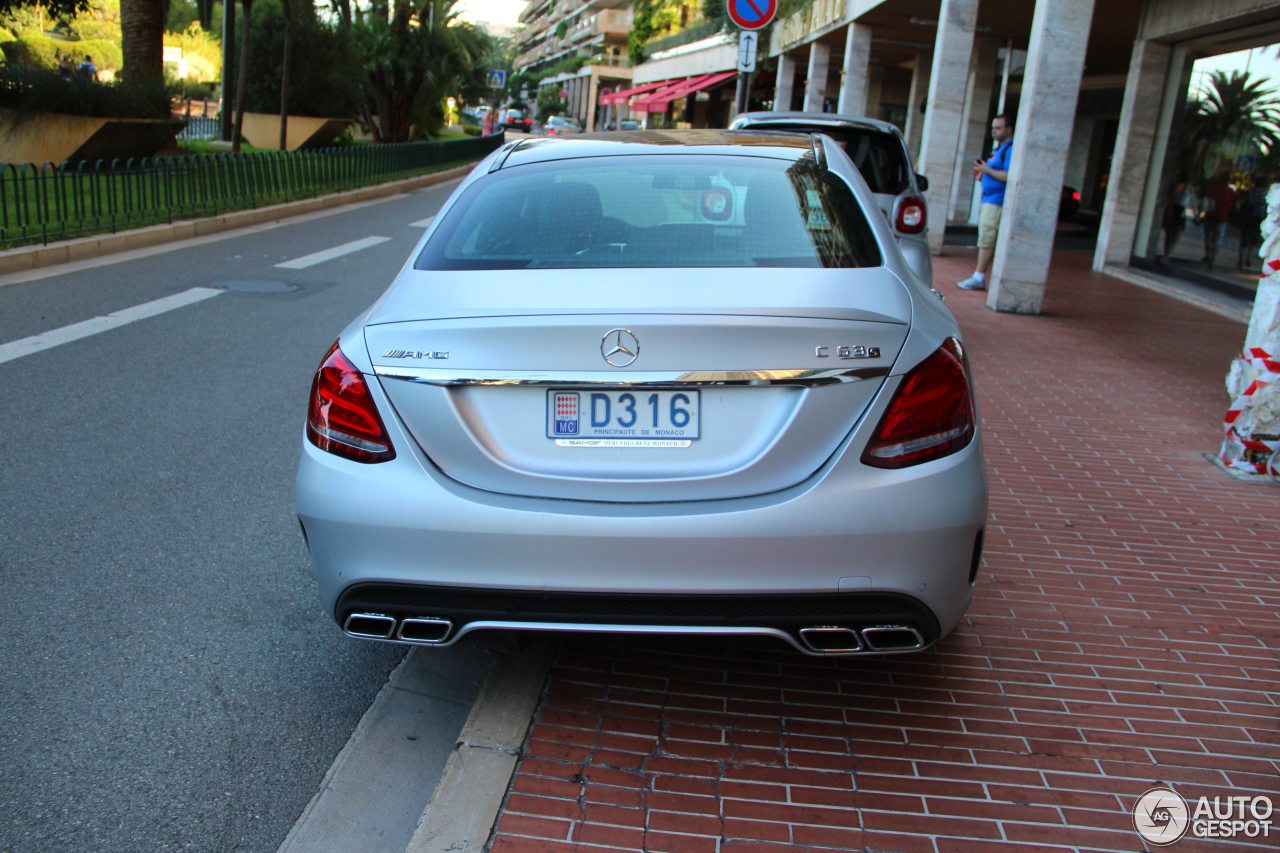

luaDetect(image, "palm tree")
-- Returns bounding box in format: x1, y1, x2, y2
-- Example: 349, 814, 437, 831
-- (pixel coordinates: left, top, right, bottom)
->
346, 0, 492, 143
1180, 69, 1280, 185
119, 0, 166, 87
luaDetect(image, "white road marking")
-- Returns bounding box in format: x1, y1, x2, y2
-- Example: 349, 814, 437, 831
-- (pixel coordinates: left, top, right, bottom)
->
409, 215, 435, 228
275, 236, 391, 269
0, 287, 223, 365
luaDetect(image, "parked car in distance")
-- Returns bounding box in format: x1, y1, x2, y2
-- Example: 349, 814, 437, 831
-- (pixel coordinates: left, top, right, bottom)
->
730, 111, 933, 287
619, 119, 641, 131
499, 108, 532, 132
296, 130, 987, 658
544, 116, 583, 136
1060, 186, 1080, 220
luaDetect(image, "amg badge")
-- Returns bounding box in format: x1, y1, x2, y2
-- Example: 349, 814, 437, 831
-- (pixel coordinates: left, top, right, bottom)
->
382, 349, 450, 360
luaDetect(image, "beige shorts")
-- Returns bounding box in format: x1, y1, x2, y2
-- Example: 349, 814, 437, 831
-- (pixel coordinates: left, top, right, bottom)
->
977, 203, 1003, 249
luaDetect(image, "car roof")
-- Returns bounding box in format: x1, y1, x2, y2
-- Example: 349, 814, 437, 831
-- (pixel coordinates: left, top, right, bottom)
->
495, 129, 814, 170
733, 111, 901, 136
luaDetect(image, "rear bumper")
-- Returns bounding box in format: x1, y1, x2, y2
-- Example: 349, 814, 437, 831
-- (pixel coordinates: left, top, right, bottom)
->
334, 584, 943, 656
296, 421, 987, 651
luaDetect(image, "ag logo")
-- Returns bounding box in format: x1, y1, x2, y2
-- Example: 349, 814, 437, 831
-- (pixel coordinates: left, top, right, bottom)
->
1133, 787, 1189, 846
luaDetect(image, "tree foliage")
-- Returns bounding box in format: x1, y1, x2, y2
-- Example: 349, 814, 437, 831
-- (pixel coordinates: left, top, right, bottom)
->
242, 0, 357, 116
0, 0, 90, 19
1180, 70, 1280, 185
334, 0, 494, 142
628, 0, 701, 65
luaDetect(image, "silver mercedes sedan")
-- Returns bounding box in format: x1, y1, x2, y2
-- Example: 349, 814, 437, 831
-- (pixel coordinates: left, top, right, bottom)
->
295, 131, 987, 656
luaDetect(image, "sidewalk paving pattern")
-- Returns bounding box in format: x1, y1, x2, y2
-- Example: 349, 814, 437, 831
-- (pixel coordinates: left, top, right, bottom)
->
485, 250, 1280, 852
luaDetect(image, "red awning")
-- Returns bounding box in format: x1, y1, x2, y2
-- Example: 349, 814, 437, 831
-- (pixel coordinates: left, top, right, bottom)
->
632, 71, 737, 113
599, 80, 671, 105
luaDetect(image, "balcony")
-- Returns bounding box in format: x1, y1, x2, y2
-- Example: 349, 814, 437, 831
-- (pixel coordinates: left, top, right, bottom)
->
567, 9, 632, 43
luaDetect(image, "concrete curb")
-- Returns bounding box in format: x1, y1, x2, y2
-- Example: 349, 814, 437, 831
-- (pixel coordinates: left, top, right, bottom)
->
0, 162, 477, 278
405, 642, 554, 853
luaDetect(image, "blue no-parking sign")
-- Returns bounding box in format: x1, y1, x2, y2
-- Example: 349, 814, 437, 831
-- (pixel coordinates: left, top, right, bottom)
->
726, 0, 777, 31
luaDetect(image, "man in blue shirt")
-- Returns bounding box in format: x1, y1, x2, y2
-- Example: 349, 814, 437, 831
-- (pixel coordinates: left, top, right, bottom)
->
958, 114, 1014, 290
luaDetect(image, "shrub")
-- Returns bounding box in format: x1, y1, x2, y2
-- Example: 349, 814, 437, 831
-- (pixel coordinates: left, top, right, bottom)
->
77, 38, 121, 71
0, 65, 168, 117
2, 34, 63, 70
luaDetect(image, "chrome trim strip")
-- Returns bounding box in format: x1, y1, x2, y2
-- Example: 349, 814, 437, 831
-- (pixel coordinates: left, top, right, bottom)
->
340, 620, 931, 657
373, 366, 889, 387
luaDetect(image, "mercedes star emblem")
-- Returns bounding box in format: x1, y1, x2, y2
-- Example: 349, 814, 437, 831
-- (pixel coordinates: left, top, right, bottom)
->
601, 328, 639, 367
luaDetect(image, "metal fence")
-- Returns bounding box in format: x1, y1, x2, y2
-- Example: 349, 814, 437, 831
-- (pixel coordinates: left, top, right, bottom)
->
0, 133, 504, 249
176, 116, 220, 140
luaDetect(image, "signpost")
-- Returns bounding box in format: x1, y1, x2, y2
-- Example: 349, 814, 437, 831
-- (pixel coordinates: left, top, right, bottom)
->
737, 31, 758, 73
726, 0, 777, 117
487, 70, 506, 89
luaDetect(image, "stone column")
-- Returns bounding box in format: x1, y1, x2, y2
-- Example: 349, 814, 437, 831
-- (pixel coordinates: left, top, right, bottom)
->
917, 0, 977, 254
903, 51, 932, 160
579, 75, 591, 124
987, 0, 1097, 315
1092, 39, 1172, 270
775, 53, 797, 112
804, 42, 831, 114
866, 65, 884, 119
838, 23, 873, 116
949, 36, 999, 222
586, 73, 600, 132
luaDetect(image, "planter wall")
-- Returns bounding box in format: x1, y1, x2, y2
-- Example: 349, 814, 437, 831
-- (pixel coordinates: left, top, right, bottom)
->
240, 113, 351, 151
0, 108, 185, 165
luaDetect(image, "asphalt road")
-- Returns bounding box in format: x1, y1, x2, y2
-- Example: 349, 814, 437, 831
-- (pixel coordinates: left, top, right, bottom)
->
0, 177, 486, 852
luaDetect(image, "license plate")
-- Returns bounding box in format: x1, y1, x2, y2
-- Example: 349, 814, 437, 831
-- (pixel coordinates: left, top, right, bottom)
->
547, 389, 700, 442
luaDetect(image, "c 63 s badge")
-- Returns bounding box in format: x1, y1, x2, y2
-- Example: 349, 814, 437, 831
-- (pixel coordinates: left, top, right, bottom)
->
382, 349, 450, 360
815, 345, 880, 359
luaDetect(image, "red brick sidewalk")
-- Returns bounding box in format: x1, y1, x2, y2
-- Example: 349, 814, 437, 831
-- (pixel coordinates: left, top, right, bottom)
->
488, 251, 1280, 853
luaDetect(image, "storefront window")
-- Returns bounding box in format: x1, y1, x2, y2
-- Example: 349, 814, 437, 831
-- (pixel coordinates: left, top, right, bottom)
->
1149, 44, 1279, 296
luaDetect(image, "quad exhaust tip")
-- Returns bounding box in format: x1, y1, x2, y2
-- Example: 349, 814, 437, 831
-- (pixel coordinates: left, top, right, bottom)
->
798, 624, 925, 654
860, 625, 925, 652
397, 616, 453, 645
343, 612, 396, 639
342, 613, 454, 644
798, 626, 863, 653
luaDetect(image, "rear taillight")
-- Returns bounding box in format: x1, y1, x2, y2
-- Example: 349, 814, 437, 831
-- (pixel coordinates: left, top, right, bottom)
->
862, 338, 975, 469
306, 342, 396, 464
895, 197, 927, 234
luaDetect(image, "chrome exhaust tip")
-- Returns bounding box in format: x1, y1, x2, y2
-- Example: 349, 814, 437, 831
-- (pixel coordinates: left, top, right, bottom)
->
397, 617, 453, 645
860, 625, 924, 652
343, 612, 396, 640
798, 626, 863, 654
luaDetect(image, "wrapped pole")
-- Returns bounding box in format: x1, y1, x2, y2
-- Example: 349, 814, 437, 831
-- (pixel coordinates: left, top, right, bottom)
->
1220, 183, 1280, 478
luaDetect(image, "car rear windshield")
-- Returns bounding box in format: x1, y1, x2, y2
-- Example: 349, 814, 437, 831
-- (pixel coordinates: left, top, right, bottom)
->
753, 125, 911, 195
415, 155, 882, 270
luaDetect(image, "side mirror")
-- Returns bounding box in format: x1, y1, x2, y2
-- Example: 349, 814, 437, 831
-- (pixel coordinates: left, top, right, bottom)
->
916, 173, 929, 192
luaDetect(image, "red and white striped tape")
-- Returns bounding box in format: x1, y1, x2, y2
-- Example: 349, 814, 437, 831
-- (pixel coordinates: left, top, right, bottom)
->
1220, 256, 1280, 476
